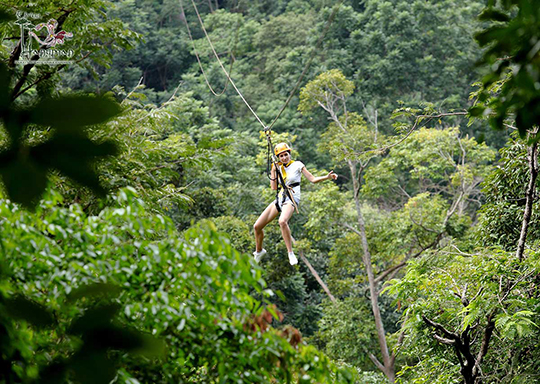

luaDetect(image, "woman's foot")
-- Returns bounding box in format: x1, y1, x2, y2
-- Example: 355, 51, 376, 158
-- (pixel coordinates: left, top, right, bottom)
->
288, 252, 298, 266
253, 249, 267, 263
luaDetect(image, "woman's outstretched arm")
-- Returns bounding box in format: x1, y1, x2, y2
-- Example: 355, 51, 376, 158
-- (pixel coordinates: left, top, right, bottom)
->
302, 168, 338, 183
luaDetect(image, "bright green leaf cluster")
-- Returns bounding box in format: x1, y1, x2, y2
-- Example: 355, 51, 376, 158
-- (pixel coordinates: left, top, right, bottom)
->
2, 187, 356, 382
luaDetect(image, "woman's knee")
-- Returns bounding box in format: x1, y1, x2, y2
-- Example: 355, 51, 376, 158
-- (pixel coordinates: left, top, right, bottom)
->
278, 218, 289, 228
254, 221, 264, 232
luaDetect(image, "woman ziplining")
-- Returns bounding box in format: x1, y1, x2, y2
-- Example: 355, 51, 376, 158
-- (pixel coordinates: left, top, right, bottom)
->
253, 142, 337, 265
179, 0, 343, 267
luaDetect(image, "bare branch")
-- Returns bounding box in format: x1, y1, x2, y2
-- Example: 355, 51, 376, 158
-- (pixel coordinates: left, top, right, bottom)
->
409, 210, 439, 233
342, 222, 363, 238
397, 184, 411, 199
434, 334, 456, 345
422, 315, 459, 340
374, 262, 406, 284
374, 234, 443, 285
390, 316, 409, 366
470, 287, 484, 304
123, 76, 144, 101
472, 311, 496, 377
516, 135, 539, 260
503, 123, 518, 131
368, 353, 386, 372
298, 249, 337, 303
448, 244, 479, 257
363, 111, 468, 156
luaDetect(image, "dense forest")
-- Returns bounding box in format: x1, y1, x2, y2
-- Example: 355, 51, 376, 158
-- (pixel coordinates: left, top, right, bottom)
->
1, 0, 540, 383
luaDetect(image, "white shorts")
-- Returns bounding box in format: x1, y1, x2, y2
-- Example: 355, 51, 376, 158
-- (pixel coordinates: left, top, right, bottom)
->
276, 193, 300, 210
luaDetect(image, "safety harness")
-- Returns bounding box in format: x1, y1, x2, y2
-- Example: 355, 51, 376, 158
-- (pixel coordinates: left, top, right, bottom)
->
275, 182, 300, 212
274, 160, 301, 213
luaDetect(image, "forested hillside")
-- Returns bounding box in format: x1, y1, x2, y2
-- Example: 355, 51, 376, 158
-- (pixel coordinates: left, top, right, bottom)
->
1, 0, 540, 383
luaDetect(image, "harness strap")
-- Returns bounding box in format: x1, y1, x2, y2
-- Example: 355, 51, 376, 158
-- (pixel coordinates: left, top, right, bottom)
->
275, 182, 301, 213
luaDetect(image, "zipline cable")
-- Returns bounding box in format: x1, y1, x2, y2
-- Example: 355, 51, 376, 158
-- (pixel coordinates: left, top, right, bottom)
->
179, 0, 240, 96
180, 0, 344, 132
179, 0, 267, 129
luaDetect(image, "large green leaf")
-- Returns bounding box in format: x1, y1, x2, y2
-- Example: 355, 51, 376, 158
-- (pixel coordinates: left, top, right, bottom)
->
0, 150, 48, 208
66, 283, 122, 303
30, 96, 122, 129
4, 295, 55, 328
69, 303, 121, 334
32, 134, 118, 196
0, 63, 10, 111
478, 7, 511, 22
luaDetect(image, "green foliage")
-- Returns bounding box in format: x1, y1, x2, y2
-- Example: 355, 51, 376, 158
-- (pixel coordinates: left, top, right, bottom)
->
2, 187, 355, 382
386, 249, 540, 383
325, 232, 364, 297
175, 187, 231, 229
57, 89, 233, 218
470, 0, 540, 137
0, 269, 163, 384
303, 183, 350, 242
354, 370, 388, 384
315, 297, 377, 367
349, 0, 485, 132
475, 135, 540, 249
7, 1, 536, 381
0, 264, 41, 383
298, 69, 355, 114
319, 112, 384, 164
495, 310, 538, 340
270, 273, 323, 336
299, 69, 386, 168
210, 215, 253, 254
363, 126, 495, 206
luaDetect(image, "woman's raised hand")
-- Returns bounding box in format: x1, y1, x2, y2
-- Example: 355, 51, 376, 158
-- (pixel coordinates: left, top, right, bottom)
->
327, 170, 338, 180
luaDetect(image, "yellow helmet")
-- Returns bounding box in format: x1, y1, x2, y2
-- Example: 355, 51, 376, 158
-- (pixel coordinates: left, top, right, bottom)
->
274, 142, 291, 156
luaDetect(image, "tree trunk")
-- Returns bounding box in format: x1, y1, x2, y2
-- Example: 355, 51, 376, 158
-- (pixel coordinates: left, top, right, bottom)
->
349, 160, 394, 382
298, 250, 336, 303
516, 140, 538, 261
424, 311, 497, 384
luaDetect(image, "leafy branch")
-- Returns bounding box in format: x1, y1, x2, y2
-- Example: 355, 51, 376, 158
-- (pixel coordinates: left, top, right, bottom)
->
0, 63, 120, 208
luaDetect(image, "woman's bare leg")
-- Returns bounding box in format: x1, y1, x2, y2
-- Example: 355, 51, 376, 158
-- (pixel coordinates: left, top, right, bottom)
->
253, 202, 279, 252
278, 203, 295, 253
